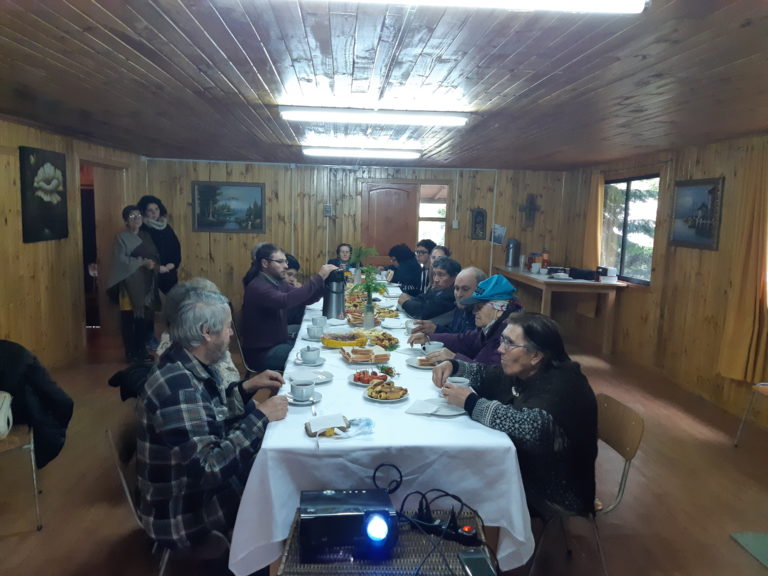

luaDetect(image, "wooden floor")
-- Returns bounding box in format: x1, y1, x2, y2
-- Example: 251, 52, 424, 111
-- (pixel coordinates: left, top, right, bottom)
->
1, 330, 767, 576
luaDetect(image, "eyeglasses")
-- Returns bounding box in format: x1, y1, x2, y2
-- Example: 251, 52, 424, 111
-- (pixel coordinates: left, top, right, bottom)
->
127, 214, 142, 220
499, 335, 530, 352
415, 250, 429, 255
269, 258, 288, 264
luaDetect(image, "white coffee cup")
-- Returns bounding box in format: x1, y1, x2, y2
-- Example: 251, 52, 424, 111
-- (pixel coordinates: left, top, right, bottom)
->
300, 346, 320, 363
290, 379, 315, 401
422, 341, 445, 354
446, 376, 470, 388
307, 325, 323, 339
312, 316, 327, 328
531, 262, 542, 274
404, 320, 416, 335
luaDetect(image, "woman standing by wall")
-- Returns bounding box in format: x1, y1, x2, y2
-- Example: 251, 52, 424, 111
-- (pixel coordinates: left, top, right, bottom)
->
137, 195, 181, 295
106, 205, 160, 363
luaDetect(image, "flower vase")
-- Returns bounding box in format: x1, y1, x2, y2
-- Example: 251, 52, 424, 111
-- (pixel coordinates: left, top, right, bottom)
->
363, 292, 375, 329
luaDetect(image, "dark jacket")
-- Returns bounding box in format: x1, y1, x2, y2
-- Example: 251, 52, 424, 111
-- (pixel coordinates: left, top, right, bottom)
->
0, 340, 74, 468
401, 286, 456, 320
432, 316, 507, 365
391, 258, 422, 296
141, 223, 181, 294
435, 307, 475, 334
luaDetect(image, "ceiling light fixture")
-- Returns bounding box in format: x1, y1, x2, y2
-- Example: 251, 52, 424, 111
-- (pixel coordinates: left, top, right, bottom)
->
280, 106, 468, 127
352, 0, 648, 14
303, 147, 422, 160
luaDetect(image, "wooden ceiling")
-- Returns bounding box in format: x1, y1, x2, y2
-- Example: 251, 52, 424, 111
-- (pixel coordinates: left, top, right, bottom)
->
1, 0, 766, 170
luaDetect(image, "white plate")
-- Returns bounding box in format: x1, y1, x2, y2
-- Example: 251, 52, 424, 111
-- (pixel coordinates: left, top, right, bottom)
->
294, 356, 326, 367
405, 357, 437, 370
285, 391, 323, 406
291, 370, 333, 385
363, 390, 409, 403
376, 301, 396, 309
326, 318, 348, 326
380, 319, 402, 330
347, 373, 391, 387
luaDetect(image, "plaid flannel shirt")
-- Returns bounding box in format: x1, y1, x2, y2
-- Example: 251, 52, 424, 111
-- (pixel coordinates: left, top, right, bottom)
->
136, 345, 268, 549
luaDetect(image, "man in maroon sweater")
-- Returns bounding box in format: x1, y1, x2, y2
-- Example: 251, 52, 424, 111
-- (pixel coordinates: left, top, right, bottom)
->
241, 243, 337, 371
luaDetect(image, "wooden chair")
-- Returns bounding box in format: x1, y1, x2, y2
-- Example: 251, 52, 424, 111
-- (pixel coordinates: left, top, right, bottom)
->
0, 425, 42, 531
733, 383, 768, 447
228, 301, 259, 376
106, 419, 230, 575
529, 393, 644, 576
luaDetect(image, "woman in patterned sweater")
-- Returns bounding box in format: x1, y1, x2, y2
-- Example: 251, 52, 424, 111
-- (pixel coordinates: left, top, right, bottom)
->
432, 312, 597, 518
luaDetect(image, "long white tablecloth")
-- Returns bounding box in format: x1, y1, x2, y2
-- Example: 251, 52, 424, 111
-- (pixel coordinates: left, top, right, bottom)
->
229, 299, 534, 574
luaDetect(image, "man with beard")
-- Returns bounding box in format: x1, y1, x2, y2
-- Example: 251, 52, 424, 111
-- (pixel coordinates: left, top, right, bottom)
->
136, 289, 288, 569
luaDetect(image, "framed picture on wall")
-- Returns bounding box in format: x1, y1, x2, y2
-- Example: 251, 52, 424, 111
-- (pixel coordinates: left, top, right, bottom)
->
19, 146, 69, 243
670, 177, 724, 250
192, 181, 265, 233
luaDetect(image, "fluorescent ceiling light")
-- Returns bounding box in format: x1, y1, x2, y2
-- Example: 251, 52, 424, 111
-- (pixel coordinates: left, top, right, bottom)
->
303, 147, 422, 160
353, 0, 648, 14
280, 106, 468, 127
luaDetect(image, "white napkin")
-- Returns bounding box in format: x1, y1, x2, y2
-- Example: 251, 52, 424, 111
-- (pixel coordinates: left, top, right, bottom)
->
406, 398, 465, 417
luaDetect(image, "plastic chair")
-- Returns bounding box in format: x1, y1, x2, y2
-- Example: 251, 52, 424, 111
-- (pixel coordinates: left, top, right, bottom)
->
733, 383, 768, 447
529, 393, 644, 576
0, 425, 42, 531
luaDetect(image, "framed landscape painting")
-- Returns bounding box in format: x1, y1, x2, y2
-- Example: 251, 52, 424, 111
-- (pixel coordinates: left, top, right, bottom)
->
192, 181, 265, 233
670, 177, 724, 250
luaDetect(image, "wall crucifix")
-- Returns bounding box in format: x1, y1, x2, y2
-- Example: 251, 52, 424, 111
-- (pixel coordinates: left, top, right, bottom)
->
519, 193, 541, 229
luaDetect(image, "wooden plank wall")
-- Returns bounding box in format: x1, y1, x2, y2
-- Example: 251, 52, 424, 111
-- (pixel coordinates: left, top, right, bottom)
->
145, 161, 576, 318
571, 134, 768, 428
0, 118, 145, 367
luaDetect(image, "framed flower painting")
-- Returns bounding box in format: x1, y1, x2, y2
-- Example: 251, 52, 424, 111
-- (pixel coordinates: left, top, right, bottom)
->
19, 146, 68, 243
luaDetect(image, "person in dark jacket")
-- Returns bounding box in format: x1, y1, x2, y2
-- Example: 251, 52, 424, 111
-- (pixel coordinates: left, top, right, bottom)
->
433, 313, 598, 519
415, 239, 437, 293
411, 266, 487, 336
327, 243, 352, 270
399, 257, 461, 320
386, 243, 422, 296
0, 340, 74, 468
241, 243, 337, 371
137, 195, 181, 295
408, 274, 522, 365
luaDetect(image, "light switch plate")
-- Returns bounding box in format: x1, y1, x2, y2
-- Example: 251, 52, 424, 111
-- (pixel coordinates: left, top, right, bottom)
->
323, 204, 333, 217
452, 219, 460, 229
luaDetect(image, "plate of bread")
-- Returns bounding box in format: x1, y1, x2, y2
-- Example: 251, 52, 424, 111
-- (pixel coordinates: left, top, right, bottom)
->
405, 356, 439, 369
340, 346, 391, 364
364, 381, 409, 402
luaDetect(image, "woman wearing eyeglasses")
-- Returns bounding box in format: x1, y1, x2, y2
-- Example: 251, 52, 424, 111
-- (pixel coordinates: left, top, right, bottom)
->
241, 243, 337, 371
105, 205, 161, 363
432, 312, 598, 520
407, 274, 521, 365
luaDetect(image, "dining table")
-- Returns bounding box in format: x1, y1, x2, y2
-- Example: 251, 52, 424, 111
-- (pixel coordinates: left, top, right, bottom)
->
229, 288, 535, 575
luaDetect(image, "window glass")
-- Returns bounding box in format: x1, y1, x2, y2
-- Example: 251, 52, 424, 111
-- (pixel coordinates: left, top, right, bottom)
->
419, 202, 447, 218
601, 176, 659, 284
418, 221, 446, 245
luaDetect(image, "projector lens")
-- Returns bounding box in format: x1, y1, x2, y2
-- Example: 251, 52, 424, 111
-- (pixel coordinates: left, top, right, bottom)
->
365, 513, 389, 542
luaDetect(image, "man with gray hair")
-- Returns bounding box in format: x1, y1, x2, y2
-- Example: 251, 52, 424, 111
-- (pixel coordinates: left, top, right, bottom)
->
136, 289, 288, 561
412, 266, 487, 335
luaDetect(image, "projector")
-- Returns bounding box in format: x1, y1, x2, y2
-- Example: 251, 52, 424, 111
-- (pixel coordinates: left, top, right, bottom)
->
298, 489, 399, 562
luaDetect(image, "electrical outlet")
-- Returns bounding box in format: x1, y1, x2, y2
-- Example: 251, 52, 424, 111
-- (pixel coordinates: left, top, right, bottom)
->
452, 219, 460, 229
323, 204, 333, 217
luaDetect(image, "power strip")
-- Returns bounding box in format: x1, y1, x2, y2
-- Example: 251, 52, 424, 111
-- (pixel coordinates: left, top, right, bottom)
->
414, 518, 482, 546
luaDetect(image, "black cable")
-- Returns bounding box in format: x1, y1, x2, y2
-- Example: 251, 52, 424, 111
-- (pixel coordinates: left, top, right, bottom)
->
372, 462, 403, 494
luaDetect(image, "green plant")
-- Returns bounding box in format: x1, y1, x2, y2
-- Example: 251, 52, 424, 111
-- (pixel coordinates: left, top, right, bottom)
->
349, 265, 386, 303
349, 245, 378, 266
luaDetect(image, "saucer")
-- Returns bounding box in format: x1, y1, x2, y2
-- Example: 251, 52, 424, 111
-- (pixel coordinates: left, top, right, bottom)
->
302, 335, 323, 342
294, 356, 326, 367
286, 391, 323, 406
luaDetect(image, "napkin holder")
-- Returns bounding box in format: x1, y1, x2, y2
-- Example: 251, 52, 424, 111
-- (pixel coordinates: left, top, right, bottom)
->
305, 413, 350, 437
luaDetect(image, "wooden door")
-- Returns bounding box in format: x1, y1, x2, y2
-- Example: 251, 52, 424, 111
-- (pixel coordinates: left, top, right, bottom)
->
361, 182, 419, 266
92, 166, 128, 340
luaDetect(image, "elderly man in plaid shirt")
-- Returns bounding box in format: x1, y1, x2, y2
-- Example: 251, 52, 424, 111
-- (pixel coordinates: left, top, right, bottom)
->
136, 289, 288, 572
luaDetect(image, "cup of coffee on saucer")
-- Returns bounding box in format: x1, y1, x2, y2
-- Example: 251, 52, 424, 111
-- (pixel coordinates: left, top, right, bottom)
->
300, 346, 320, 364
290, 379, 315, 402
422, 341, 445, 354
312, 316, 327, 329
306, 325, 323, 339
